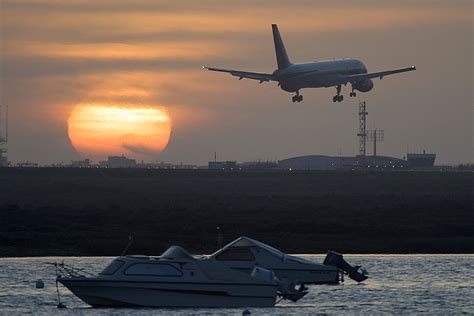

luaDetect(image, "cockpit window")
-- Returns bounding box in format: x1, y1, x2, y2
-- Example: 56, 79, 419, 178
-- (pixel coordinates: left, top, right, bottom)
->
124, 263, 183, 277
99, 259, 125, 275
215, 247, 256, 261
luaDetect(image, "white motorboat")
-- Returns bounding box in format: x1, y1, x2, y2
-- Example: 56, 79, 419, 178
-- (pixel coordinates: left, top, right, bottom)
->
205, 237, 368, 284
57, 245, 307, 308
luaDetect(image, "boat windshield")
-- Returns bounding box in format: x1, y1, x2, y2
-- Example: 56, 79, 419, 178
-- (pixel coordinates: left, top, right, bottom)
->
212, 237, 285, 260
99, 259, 125, 275
215, 247, 256, 261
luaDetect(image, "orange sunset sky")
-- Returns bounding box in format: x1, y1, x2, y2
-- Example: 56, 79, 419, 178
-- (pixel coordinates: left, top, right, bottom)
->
0, 0, 472, 164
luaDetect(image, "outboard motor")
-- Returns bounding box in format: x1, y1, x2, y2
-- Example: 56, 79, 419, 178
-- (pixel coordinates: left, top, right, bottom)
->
323, 251, 368, 283
275, 278, 308, 302
251, 266, 308, 302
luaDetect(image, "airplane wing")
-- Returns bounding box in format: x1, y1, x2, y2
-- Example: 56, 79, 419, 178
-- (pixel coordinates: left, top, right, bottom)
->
203, 67, 275, 83
325, 66, 416, 87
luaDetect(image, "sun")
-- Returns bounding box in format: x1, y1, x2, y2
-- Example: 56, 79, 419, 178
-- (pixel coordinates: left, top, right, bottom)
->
68, 103, 172, 160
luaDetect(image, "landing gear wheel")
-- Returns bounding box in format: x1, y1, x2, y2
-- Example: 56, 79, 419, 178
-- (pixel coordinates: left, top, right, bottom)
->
292, 93, 303, 103
350, 92, 357, 97
333, 95, 344, 102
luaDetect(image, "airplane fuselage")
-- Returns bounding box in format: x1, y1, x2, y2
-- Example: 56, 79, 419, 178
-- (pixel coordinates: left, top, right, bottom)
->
273, 59, 369, 92
204, 24, 415, 103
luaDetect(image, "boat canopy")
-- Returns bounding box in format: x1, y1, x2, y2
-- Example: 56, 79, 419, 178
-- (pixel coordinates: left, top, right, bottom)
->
212, 236, 285, 260
161, 245, 196, 262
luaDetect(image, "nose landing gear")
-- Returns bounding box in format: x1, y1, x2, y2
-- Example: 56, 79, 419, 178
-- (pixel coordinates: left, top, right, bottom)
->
292, 91, 303, 103
333, 85, 343, 102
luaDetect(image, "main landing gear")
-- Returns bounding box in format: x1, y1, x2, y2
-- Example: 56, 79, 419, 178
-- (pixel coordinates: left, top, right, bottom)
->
292, 91, 303, 103
332, 85, 343, 102
333, 95, 343, 102
349, 84, 357, 97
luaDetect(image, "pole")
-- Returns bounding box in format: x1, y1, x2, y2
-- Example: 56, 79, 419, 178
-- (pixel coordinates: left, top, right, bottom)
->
5, 104, 8, 141
373, 130, 377, 157
0, 104, 3, 140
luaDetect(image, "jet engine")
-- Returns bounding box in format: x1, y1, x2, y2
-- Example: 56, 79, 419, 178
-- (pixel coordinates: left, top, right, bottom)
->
354, 79, 374, 92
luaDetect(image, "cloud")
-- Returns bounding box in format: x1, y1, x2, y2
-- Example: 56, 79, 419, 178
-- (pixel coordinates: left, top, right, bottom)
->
121, 143, 162, 157
5, 41, 236, 61
3, 2, 470, 44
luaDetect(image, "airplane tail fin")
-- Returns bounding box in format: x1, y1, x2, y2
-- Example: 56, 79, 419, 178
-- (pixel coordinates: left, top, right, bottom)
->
272, 24, 292, 69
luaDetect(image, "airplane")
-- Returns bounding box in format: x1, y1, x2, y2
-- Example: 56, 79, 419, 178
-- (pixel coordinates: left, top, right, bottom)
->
203, 24, 416, 103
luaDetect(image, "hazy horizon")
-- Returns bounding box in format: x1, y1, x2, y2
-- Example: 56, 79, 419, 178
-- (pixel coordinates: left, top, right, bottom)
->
1, 0, 472, 165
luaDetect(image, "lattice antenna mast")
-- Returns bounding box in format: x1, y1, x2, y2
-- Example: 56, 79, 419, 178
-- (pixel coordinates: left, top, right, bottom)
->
357, 101, 368, 157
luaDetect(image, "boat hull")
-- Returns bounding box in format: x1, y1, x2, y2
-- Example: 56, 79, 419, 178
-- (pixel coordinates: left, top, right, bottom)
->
229, 267, 339, 285
272, 268, 339, 285
58, 278, 277, 308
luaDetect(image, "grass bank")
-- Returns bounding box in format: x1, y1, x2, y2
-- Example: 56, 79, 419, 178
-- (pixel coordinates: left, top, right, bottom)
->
0, 168, 472, 256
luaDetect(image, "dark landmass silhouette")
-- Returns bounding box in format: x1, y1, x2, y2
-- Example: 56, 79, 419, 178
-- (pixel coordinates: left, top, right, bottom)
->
0, 168, 472, 256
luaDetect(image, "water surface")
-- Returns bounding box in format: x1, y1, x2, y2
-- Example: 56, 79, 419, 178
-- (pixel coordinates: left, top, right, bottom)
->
0, 255, 472, 315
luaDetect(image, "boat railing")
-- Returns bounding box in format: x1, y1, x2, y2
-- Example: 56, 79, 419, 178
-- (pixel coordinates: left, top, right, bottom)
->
46, 261, 94, 279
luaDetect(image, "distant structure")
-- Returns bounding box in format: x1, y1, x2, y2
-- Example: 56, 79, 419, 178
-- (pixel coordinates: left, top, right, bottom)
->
278, 100, 413, 171
357, 101, 385, 157
278, 155, 407, 171
71, 159, 91, 168
59, 158, 198, 169
100, 155, 136, 168
0, 104, 9, 167
240, 160, 278, 170
208, 161, 237, 171
278, 100, 440, 171
367, 129, 384, 157
357, 101, 368, 157
137, 161, 197, 169
16, 162, 39, 168
407, 150, 436, 167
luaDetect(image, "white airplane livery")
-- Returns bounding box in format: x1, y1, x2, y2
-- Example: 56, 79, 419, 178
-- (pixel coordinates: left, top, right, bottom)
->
204, 24, 416, 103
